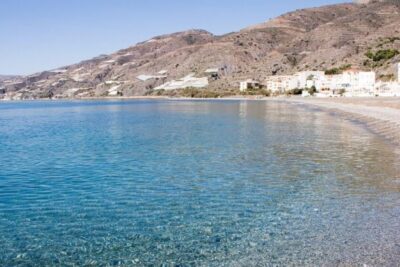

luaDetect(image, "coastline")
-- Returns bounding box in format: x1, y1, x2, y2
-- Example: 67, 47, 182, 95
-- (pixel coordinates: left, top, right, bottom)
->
2, 94, 400, 146
0, 95, 273, 102
282, 97, 400, 147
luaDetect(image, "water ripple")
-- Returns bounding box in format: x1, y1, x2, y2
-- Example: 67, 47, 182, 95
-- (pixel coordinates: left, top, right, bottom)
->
0, 100, 399, 266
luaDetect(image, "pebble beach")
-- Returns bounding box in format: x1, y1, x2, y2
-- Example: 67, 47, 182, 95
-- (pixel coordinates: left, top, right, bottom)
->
285, 97, 400, 146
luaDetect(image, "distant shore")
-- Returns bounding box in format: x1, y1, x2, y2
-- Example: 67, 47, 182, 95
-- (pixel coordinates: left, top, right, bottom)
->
0, 95, 272, 102
2, 95, 400, 146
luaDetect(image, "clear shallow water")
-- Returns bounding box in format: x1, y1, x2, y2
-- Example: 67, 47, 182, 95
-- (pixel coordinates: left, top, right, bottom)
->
0, 100, 399, 266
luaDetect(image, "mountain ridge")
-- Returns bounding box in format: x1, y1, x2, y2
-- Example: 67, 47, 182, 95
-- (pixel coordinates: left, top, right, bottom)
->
2, 0, 400, 99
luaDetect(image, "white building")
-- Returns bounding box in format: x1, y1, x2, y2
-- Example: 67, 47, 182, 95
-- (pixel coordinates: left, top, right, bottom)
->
108, 85, 122, 96
155, 74, 209, 90
341, 70, 376, 96
205, 68, 220, 80
373, 63, 400, 96
318, 75, 343, 91
262, 64, 400, 97
397, 62, 400, 82
205, 68, 219, 75
266, 72, 326, 93
240, 79, 261, 91
294, 71, 325, 89
137, 74, 167, 82
266, 75, 297, 93
375, 81, 400, 97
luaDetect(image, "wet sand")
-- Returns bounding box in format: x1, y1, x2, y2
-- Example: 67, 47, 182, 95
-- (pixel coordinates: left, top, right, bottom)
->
284, 97, 400, 146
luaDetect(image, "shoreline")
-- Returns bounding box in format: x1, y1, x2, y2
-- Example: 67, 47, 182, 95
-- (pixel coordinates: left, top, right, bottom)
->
282, 98, 400, 147
0, 95, 273, 102
2, 95, 399, 146
1, 94, 399, 102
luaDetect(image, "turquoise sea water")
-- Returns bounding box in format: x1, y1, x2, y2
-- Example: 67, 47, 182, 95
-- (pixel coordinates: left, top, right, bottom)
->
0, 100, 399, 266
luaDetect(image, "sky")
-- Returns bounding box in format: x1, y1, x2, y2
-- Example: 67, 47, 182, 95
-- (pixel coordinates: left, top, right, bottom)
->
0, 0, 348, 75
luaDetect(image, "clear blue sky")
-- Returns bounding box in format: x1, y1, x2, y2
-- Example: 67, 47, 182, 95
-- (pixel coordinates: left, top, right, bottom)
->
0, 0, 348, 75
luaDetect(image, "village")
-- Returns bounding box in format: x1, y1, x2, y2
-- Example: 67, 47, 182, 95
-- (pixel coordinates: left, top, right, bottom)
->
132, 62, 400, 98
2, 62, 400, 100
239, 62, 400, 97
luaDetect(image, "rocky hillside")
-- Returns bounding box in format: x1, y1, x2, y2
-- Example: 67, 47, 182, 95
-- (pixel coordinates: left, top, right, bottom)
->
0, 75, 20, 82
2, 0, 400, 99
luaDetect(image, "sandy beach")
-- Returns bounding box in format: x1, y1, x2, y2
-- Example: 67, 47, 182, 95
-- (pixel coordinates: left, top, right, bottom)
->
284, 97, 400, 146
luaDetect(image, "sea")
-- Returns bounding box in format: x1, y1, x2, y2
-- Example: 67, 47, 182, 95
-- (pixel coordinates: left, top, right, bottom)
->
0, 100, 399, 266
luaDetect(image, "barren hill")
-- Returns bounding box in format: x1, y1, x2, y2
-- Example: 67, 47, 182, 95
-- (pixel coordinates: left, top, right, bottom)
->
0, 75, 20, 82
2, 0, 400, 99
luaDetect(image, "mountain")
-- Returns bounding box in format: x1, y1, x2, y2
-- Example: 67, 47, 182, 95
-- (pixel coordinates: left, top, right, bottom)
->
2, 0, 400, 99
0, 75, 20, 82
0, 75, 22, 94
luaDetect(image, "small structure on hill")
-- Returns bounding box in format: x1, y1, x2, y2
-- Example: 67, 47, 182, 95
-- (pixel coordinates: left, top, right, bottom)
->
204, 68, 220, 80
108, 85, 123, 96
240, 79, 261, 91
50, 69, 67, 74
158, 70, 168, 75
105, 80, 124, 85
137, 74, 167, 82
155, 74, 209, 90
